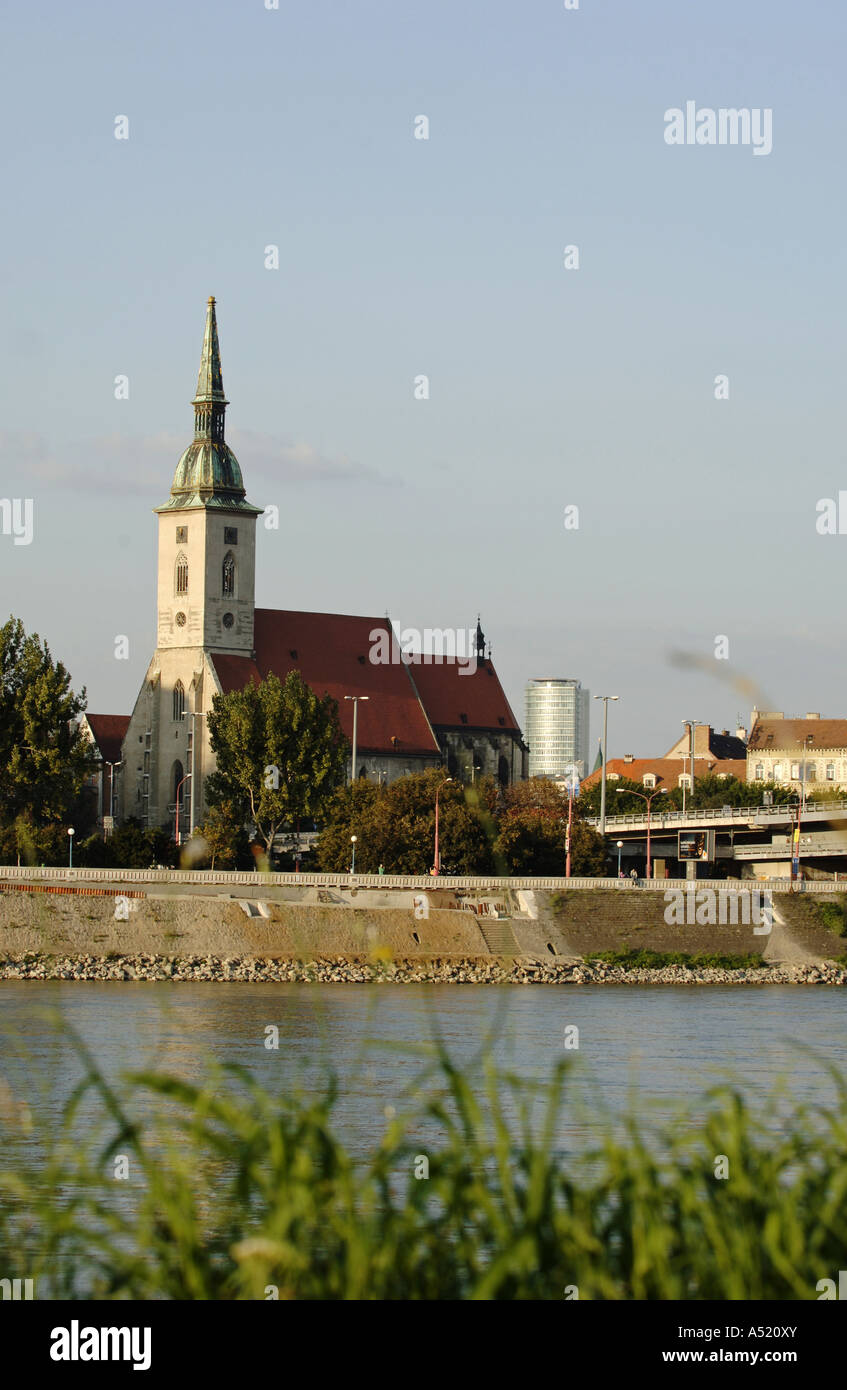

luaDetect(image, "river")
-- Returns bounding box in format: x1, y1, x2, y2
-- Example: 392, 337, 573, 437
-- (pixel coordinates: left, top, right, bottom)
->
1, 982, 845, 1158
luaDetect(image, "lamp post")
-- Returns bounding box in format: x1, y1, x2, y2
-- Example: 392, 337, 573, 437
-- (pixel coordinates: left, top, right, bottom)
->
350, 834, 357, 874
616, 839, 623, 877
800, 734, 813, 812
67, 826, 75, 868
594, 695, 619, 835
344, 695, 370, 785
433, 777, 453, 876
681, 719, 701, 812
189, 710, 206, 835
617, 786, 667, 880
174, 774, 191, 847
564, 763, 580, 878
105, 760, 123, 828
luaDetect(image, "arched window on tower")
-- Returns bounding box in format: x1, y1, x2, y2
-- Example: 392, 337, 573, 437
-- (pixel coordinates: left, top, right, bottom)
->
175, 552, 189, 595
173, 681, 185, 722
222, 550, 236, 598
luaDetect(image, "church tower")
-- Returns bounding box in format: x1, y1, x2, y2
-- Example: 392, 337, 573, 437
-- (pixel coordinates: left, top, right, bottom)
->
155, 297, 262, 654
121, 299, 262, 835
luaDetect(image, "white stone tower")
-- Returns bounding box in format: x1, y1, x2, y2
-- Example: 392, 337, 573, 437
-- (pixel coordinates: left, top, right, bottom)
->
121, 299, 262, 834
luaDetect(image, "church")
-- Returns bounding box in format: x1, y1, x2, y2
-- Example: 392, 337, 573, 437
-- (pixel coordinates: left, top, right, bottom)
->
115, 299, 527, 840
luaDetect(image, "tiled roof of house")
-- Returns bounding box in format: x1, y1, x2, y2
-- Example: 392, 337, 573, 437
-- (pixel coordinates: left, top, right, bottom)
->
582, 757, 747, 789
747, 719, 847, 752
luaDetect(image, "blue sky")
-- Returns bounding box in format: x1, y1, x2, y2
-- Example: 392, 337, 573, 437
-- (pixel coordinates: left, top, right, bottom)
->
1, 0, 846, 756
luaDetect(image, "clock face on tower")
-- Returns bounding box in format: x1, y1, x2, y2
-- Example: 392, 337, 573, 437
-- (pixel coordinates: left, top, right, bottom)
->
175, 611, 187, 627
222, 612, 234, 629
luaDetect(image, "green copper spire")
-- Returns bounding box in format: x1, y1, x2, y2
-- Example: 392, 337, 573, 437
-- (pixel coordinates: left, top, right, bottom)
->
194, 296, 227, 408
158, 297, 261, 515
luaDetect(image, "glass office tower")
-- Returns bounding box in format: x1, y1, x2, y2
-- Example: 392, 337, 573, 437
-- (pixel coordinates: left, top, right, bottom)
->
525, 678, 590, 779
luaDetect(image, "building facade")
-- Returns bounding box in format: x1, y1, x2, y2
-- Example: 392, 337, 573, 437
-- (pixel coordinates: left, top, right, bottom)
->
119, 299, 527, 836
524, 678, 589, 779
746, 711, 847, 791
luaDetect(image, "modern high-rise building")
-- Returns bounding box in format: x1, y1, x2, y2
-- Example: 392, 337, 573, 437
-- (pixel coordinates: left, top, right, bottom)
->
525, 678, 590, 779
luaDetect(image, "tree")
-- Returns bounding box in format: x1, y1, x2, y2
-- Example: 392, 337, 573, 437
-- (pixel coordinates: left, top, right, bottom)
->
494, 777, 607, 875
313, 770, 496, 874
205, 671, 348, 855
193, 802, 251, 869
0, 616, 94, 831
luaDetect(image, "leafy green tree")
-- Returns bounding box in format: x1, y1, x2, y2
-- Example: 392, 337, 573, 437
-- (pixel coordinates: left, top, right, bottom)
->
205, 671, 348, 856
314, 770, 495, 874
0, 616, 94, 830
192, 802, 251, 869
494, 777, 607, 875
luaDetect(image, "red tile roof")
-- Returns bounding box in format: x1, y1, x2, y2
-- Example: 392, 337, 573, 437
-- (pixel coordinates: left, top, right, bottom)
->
582, 757, 747, 789
211, 611, 440, 757
85, 714, 130, 765
208, 610, 523, 756
410, 658, 520, 732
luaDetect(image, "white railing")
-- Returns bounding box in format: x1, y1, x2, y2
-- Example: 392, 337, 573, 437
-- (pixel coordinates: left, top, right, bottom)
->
588, 800, 847, 829
0, 866, 843, 893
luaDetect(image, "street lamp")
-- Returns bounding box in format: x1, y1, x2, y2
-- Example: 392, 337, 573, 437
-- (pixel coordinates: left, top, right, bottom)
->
189, 710, 206, 835
564, 762, 580, 878
594, 695, 619, 835
67, 826, 75, 868
174, 774, 191, 847
350, 834, 357, 874
433, 777, 453, 876
105, 760, 123, 826
344, 695, 370, 785
681, 719, 702, 813
616, 839, 624, 877
800, 734, 814, 812
617, 786, 667, 880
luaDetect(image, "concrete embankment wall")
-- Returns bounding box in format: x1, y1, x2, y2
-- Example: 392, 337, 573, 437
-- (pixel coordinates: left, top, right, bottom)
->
0, 885, 842, 962
0, 891, 494, 960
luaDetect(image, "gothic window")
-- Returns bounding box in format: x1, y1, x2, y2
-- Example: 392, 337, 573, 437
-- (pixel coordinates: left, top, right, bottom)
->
173, 681, 185, 721
222, 550, 236, 598
175, 552, 189, 595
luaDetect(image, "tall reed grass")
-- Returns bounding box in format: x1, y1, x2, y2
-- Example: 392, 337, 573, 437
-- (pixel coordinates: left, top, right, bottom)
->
1, 1029, 845, 1300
